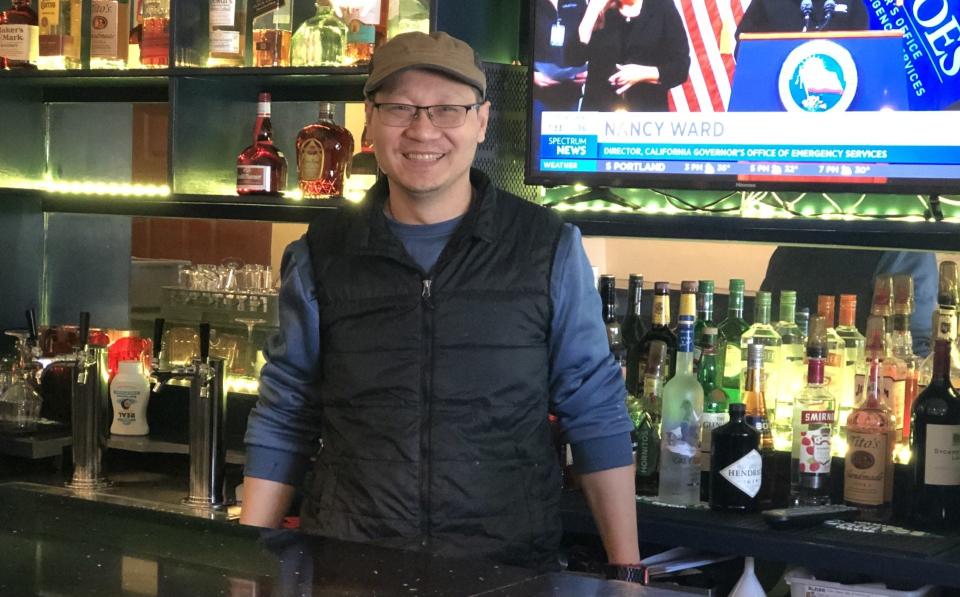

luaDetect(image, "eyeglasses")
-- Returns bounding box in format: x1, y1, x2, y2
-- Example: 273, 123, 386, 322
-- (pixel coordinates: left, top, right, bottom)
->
373, 102, 481, 128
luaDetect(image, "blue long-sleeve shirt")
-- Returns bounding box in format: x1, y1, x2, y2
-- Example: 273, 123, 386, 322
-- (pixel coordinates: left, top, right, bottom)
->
244, 216, 633, 486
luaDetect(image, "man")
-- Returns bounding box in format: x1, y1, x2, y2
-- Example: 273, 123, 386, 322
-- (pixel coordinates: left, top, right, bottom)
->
241, 31, 640, 572
737, 0, 868, 37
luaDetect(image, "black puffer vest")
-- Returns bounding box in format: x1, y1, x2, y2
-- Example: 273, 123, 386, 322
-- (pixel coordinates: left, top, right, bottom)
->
302, 170, 565, 569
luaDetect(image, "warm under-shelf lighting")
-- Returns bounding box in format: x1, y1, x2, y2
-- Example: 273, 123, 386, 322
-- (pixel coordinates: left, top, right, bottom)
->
38, 180, 171, 197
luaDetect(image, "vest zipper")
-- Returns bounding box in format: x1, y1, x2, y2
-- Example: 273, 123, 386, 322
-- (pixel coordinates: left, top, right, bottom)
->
419, 276, 435, 548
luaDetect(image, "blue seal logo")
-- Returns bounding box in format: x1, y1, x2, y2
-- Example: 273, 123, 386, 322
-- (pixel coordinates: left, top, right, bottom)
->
778, 40, 858, 113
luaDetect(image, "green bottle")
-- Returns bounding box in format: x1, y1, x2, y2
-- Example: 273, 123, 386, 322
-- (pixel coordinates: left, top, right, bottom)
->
694, 279, 717, 371
634, 340, 667, 496
774, 290, 805, 451
719, 279, 750, 402
698, 326, 727, 500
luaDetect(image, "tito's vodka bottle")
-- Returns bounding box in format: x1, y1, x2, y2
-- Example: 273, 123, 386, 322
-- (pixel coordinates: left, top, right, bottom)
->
0, 0, 38, 69
237, 93, 288, 196
658, 281, 704, 505
844, 315, 896, 521
792, 315, 835, 505
296, 102, 354, 198
89, 0, 129, 68
719, 279, 750, 403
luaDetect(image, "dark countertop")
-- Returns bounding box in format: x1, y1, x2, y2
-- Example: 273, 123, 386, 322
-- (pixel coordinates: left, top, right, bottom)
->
0, 482, 688, 597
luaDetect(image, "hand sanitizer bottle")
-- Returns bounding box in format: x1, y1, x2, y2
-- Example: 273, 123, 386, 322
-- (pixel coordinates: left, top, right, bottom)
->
110, 360, 150, 435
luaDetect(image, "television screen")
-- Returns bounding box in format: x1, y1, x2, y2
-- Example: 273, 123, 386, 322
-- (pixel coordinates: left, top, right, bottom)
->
527, 0, 960, 193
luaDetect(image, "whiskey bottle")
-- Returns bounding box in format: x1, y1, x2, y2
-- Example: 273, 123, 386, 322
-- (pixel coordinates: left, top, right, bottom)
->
719, 278, 750, 403
89, 0, 129, 68
599, 275, 626, 373
844, 315, 896, 521
791, 315, 835, 505
340, 0, 380, 65
0, 0, 38, 69
139, 0, 168, 67
710, 402, 761, 512
38, 0, 80, 69
209, 0, 247, 66
252, 0, 293, 67
291, 0, 346, 66
634, 340, 666, 496
237, 93, 288, 196
636, 282, 677, 383
296, 102, 354, 198
909, 310, 960, 529
623, 274, 646, 396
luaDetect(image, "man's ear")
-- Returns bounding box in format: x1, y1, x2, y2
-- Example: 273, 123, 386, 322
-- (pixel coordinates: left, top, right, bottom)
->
476, 101, 491, 143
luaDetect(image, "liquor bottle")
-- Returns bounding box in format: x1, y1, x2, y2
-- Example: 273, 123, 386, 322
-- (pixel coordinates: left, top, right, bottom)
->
340, 0, 380, 65
741, 342, 778, 510
637, 282, 677, 383
386, 0, 429, 39
773, 290, 804, 451
817, 295, 846, 399
599, 275, 626, 374
698, 326, 727, 500
237, 93, 288, 196
127, 0, 142, 67
139, 0, 169, 67
795, 307, 810, 346
791, 315, 836, 506
37, 0, 80, 69
252, 0, 293, 67
740, 291, 782, 418
918, 261, 960, 392
890, 274, 919, 444
844, 315, 896, 520
909, 311, 960, 529
291, 0, 347, 66
634, 340, 666, 496
693, 279, 716, 370
709, 402, 761, 512
623, 274, 646, 396
296, 102, 355, 198
871, 274, 894, 349
658, 281, 704, 505
89, 0, 130, 68
0, 0, 38, 69
345, 124, 378, 198
835, 294, 865, 439
209, 0, 247, 66
719, 279, 750, 403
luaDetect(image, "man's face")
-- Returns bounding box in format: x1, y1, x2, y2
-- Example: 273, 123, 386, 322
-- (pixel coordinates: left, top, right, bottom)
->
365, 69, 490, 203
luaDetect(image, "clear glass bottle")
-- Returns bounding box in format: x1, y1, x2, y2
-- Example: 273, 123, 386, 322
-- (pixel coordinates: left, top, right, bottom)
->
339, 0, 380, 65
252, 0, 293, 67
623, 274, 646, 397
634, 340, 666, 496
139, 0, 169, 67
835, 294, 865, 439
0, 0, 39, 69
719, 278, 750, 403
741, 290, 782, 417
890, 274, 919, 445
208, 0, 247, 66
795, 307, 810, 347
291, 0, 347, 66
817, 295, 846, 400
693, 279, 716, 371
909, 312, 960, 529
658, 281, 704, 505
127, 0, 142, 67
918, 261, 960, 393
871, 274, 895, 350
742, 342, 778, 510
774, 290, 804, 451
37, 0, 81, 69
791, 315, 835, 505
89, 0, 130, 68
386, 0, 429, 39
698, 326, 727, 500
296, 102, 355, 198
844, 315, 896, 521
637, 282, 677, 383
237, 93, 288, 196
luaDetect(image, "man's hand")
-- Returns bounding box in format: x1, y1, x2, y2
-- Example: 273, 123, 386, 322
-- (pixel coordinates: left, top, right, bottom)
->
579, 464, 641, 565
534, 71, 561, 88
608, 64, 661, 95
239, 477, 297, 528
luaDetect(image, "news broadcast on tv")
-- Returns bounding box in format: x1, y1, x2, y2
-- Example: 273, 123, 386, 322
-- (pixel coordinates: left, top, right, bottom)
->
528, 0, 960, 192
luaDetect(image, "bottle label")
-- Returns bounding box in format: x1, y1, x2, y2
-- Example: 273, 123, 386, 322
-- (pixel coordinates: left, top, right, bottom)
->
90, 0, 122, 58
0, 24, 39, 62
251, 0, 283, 20
298, 137, 324, 182
40, 0, 60, 27
699, 411, 729, 472
635, 419, 660, 477
347, 22, 376, 44
844, 431, 890, 506
210, 30, 240, 54
677, 318, 694, 353
882, 375, 905, 429
210, 0, 238, 27
237, 165, 271, 192
113, 389, 141, 424
795, 411, 833, 475
719, 449, 762, 498
924, 424, 960, 486
652, 296, 669, 326
935, 308, 957, 342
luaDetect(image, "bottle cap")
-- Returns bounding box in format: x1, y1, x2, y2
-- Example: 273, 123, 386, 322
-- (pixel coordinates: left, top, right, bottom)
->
729, 278, 745, 293
728, 402, 746, 417
779, 290, 796, 306
747, 343, 764, 367
938, 261, 958, 307
698, 280, 715, 293
257, 92, 271, 103
871, 274, 893, 317
839, 294, 857, 326
318, 101, 336, 118
756, 290, 771, 306
817, 295, 836, 326
654, 281, 670, 294
628, 273, 643, 285
681, 280, 698, 294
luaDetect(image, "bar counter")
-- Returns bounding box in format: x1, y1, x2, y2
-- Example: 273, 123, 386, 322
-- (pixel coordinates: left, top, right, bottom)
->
0, 481, 673, 597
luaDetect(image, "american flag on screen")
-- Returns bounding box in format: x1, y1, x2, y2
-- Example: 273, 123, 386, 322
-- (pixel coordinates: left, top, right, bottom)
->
668, 0, 754, 112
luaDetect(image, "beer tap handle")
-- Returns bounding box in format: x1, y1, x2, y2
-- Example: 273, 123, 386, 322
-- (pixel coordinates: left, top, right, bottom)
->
152, 318, 165, 361
199, 323, 210, 363
25, 309, 38, 344
78, 312, 91, 349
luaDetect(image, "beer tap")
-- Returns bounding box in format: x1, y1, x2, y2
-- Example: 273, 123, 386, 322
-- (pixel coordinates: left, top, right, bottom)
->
65, 311, 112, 490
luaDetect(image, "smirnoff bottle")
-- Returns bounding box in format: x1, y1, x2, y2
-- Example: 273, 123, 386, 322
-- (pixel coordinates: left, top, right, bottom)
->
237, 93, 288, 196
623, 274, 646, 397
296, 102, 354, 198
792, 315, 835, 505
710, 402, 761, 512
634, 340, 666, 496
719, 279, 750, 402
844, 315, 896, 521
698, 326, 727, 500
658, 281, 704, 505
774, 290, 805, 451
0, 0, 38, 69
909, 310, 960, 529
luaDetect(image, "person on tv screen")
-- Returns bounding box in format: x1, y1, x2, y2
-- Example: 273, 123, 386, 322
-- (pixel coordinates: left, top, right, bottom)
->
578, 0, 691, 112
534, 0, 589, 112
737, 0, 868, 37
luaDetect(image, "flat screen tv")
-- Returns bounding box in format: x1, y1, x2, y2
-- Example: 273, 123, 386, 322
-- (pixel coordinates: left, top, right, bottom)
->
526, 0, 960, 194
